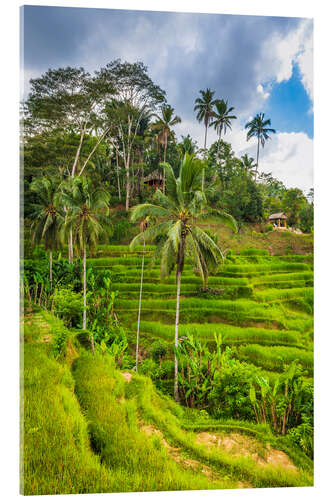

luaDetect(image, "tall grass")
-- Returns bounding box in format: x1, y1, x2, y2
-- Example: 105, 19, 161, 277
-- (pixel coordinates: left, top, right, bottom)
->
22, 343, 116, 495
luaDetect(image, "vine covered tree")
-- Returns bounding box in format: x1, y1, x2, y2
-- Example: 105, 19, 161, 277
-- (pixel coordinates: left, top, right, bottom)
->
129, 153, 237, 400
245, 113, 276, 180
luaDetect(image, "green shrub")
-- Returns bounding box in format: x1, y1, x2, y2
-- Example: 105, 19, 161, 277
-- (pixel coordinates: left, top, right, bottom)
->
53, 288, 83, 327
150, 340, 169, 363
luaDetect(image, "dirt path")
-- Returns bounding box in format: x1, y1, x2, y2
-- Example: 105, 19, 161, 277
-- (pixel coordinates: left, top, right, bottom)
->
196, 431, 297, 471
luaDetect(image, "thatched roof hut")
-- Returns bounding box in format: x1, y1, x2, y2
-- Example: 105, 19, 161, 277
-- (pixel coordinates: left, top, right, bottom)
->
143, 170, 164, 189
268, 212, 287, 228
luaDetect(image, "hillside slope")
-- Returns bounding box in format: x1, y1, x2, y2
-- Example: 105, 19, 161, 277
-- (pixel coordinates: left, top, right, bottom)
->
22, 312, 313, 494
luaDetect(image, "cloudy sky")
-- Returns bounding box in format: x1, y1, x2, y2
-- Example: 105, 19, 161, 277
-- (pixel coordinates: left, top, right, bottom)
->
22, 5, 313, 194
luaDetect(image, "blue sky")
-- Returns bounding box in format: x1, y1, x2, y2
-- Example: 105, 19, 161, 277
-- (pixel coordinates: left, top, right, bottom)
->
22, 5, 313, 193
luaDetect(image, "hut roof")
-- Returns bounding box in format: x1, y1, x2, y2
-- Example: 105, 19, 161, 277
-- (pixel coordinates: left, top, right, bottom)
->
143, 170, 163, 182
268, 212, 287, 220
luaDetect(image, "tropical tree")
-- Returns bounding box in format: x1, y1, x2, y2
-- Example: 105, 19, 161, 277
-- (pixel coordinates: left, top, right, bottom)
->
58, 176, 112, 351
150, 104, 181, 193
240, 153, 257, 177
129, 153, 237, 400
135, 216, 150, 371
211, 99, 237, 159
30, 176, 63, 292
194, 88, 217, 189
245, 113, 276, 180
178, 134, 197, 157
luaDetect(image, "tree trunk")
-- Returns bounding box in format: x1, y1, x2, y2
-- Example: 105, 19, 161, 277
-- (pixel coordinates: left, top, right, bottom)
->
202, 124, 208, 191
125, 155, 130, 211
83, 244, 87, 330
135, 238, 145, 371
68, 230, 73, 263
49, 250, 53, 292
174, 237, 185, 401
255, 135, 260, 181
116, 146, 121, 201
163, 136, 167, 194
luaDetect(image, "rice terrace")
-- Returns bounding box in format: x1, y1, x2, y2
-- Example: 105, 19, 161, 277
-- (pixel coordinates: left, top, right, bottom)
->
21, 5, 314, 496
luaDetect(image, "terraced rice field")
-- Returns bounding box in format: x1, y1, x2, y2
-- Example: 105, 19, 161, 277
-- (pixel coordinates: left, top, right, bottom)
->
88, 246, 314, 380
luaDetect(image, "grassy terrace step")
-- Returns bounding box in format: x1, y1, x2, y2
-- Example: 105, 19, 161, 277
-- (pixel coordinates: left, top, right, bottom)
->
118, 298, 312, 333
108, 273, 249, 286
236, 344, 313, 374
253, 280, 313, 290
121, 310, 312, 334
255, 287, 313, 302
134, 375, 312, 488
131, 321, 300, 346
73, 354, 231, 491
251, 271, 313, 285
217, 263, 311, 277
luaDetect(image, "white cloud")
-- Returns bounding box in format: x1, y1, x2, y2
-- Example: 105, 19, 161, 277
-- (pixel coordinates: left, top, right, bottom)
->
228, 124, 313, 194
256, 84, 270, 100
260, 19, 313, 103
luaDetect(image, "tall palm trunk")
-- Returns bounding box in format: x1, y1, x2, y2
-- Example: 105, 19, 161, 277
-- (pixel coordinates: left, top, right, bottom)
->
202, 124, 208, 190
49, 250, 53, 292
83, 244, 87, 330
116, 146, 121, 201
163, 132, 168, 194
255, 135, 260, 181
68, 229, 73, 263
125, 154, 131, 211
174, 236, 185, 401
135, 238, 145, 371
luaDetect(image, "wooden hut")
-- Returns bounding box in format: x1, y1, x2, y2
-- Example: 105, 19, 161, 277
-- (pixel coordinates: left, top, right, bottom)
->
143, 170, 164, 190
268, 212, 287, 228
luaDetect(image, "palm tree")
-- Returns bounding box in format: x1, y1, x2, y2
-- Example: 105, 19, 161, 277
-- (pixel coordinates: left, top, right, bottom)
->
179, 134, 197, 157
151, 104, 181, 193
245, 113, 276, 180
211, 99, 237, 157
129, 154, 237, 400
59, 177, 111, 351
30, 176, 63, 292
240, 153, 257, 177
194, 88, 216, 189
135, 216, 150, 371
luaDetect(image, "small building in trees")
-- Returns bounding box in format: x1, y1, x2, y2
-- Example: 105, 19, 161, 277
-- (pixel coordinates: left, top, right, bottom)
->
143, 170, 164, 190
268, 212, 287, 228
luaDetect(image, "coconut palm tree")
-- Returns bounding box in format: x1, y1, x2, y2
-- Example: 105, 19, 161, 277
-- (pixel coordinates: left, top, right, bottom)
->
245, 113, 276, 180
129, 153, 237, 400
240, 153, 257, 177
178, 134, 197, 157
30, 176, 63, 292
150, 104, 181, 193
211, 99, 237, 157
135, 216, 150, 371
194, 88, 217, 189
58, 176, 111, 351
